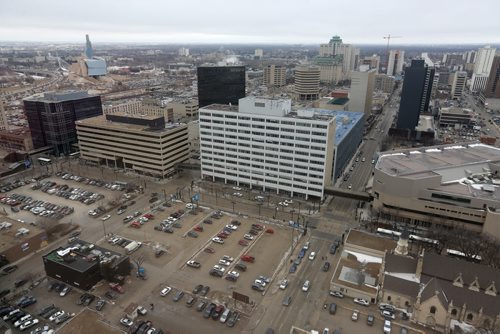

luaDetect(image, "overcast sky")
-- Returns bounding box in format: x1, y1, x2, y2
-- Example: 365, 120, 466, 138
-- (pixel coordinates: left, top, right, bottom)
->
1, 0, 499, 45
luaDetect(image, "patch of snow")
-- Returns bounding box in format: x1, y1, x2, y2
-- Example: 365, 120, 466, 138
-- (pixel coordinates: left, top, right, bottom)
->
385, 272, 420, 283
450, 319, 476, 333
346, 250, 382, 264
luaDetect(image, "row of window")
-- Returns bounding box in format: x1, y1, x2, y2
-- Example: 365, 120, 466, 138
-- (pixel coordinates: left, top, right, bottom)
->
199, 113, 329, 129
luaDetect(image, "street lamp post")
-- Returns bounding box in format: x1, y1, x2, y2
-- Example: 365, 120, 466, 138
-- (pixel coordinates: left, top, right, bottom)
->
231, 201, 235, 213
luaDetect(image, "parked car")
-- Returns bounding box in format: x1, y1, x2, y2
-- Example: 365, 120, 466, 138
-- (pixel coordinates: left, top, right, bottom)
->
322, 262, 330, 272
186, 295, 196, 307
367, 314, 375, 326
96, 299, 106, 311
173, 290, 184, 302
329, 303, 337, 315
330, 291, 344, 298
120, 317, 133, 327
241, 255, 255, 263
351, 309, 359, 321
160, 287, 172, 296
354, 298, 370, 306
186, 260, 201, 268
282, 296, 292, 306
279, 279, 288, 290
192, 284, 203, 294
196, 300, 207, 312
200, 285, 210, 296
302, 280, 310, 292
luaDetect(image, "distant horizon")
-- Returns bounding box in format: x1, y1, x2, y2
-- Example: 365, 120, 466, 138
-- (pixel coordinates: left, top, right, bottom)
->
1, 40, 499, 47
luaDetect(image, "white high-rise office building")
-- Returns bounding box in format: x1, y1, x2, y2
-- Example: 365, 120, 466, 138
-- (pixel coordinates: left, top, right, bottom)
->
254, 49, 263, 59
471, 46, 496, 93
349, 69, 376, 115
451, 71, 467, 99
198, 97, 336, 199
386, 50, 405, 76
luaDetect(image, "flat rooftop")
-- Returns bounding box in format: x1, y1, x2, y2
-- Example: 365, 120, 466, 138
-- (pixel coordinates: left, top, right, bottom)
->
377, 143, 500, 178
311, 109, 364, 145
43, 239, 124, 273
332, 252, 380, 294
345, 229, 397, 253
377, 143, 500, 198
24, 90, 92, 103
328, 97, 349, 105
76, 114, 185, 134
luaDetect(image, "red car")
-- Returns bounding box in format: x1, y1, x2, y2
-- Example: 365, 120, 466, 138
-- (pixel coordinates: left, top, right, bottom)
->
241, 255, 255, 263
252, 224, 264, 230
217, 233, 228, 239
144, 213, 154, 219
109, 282, 125, 294
265, 228, 274, 234
130, 221, 141, 228
238, 240, 249, 246
204, 247, 215, 254
194, 225, 204, 232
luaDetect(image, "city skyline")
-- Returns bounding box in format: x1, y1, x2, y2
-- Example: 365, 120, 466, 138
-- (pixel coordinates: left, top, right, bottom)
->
1, 0, 500, 44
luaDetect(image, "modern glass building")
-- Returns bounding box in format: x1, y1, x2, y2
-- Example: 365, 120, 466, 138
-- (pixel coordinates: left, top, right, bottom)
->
197, 66, 245, 108
23, 90, 103, 155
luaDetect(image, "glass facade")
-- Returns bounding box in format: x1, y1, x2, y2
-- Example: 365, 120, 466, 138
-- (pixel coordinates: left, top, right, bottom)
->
197, 66, 246, 108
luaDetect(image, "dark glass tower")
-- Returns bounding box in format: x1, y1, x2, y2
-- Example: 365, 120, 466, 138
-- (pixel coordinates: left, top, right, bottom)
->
396, 59, 435, 130
197, 66, 246, 108
23, 91, 103, 155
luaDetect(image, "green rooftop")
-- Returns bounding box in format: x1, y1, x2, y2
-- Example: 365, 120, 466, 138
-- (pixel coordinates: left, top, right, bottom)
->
328, 97, 349, 105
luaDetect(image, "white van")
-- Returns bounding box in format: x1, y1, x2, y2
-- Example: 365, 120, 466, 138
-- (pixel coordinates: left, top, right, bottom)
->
219, 308, 231, 323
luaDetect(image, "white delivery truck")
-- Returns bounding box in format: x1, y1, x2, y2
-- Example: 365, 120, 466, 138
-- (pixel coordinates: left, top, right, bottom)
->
125, 241, 142, 254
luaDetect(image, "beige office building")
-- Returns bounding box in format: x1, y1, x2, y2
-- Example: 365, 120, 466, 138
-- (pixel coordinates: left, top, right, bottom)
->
372, 143, 500, 238
294, 65, 320, 101
263, 65, 286, 87
349, 69, 376, 115
76, 113, 189, 178
167, 100, 199, 121
451, 71, 467, 99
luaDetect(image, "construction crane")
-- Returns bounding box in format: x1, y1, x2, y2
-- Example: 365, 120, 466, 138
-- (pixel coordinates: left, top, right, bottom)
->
383, 34, 402, 72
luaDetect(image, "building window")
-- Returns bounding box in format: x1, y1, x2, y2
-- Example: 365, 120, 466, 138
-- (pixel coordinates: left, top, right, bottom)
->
387, 296, 391, 301
451, 309, 458, 316
467, 313, 473, 322
430, 306, 436, 315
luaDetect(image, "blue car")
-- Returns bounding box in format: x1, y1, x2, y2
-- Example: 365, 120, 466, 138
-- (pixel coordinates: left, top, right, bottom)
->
298, 249, 306, 259
289, 264, 297, 273
17, 297, 36, 308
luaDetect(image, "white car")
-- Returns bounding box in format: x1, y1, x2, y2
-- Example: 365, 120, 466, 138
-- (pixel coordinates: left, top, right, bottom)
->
279, 279, 288, 290
213, 265, 226, 273
212, 237, 224, 244
227, 271, 240, 278
232, 186, 241, 191
225, 224, 238, 230
254, 279, 266, 287
14, 314, 32, 327
59, 286, 71, 297
49, 311, 64, 321
101, 214, 111, 221
302, 280, 310, 292
222, 255, 234, 262
219, 259, 231, 266
160, 286, 172, 296
243, 234, 254, 240
233, 192, 243, 197
351, 309, 359, 321
383, 320, 392, 334
136, 306, 147, 315
284, 199, 293, 204
308, 252, 316, 260
20, 318, 39, 330
120, 317, 133, 327
278, 201, 288, 207
353, 298, 370, 306
185, 203, 194, 209
381, 310, 395, 319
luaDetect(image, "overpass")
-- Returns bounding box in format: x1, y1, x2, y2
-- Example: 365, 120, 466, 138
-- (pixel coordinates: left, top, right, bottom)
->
323, 186, 373, 202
